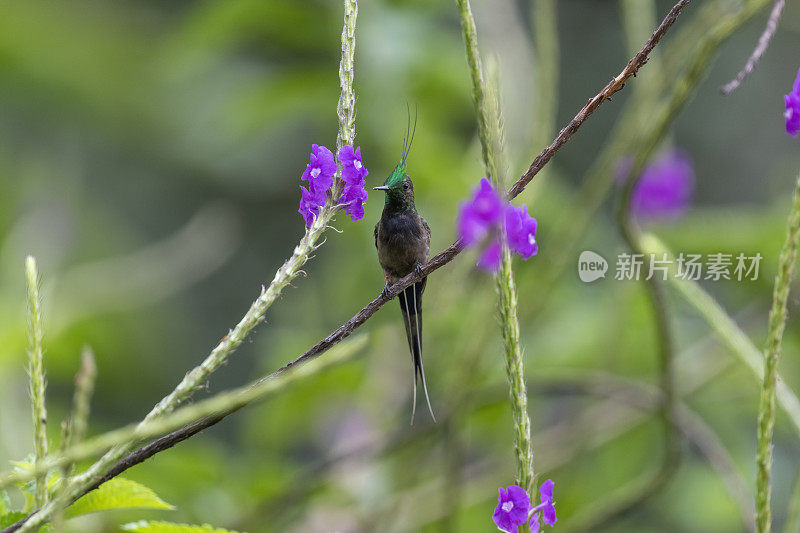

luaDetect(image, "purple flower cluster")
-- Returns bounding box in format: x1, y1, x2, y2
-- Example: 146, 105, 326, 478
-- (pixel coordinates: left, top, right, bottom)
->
298, 144, 369, 227
338, 145, 370, 221
785, 67, 800, 137
618, 149, 694, 223
457, 178, 538, 272
299, 144, 336, 227
492, 480, 557, 532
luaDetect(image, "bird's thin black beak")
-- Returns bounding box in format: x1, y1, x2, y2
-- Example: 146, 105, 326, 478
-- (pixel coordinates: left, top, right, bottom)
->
373, 186, 390, 191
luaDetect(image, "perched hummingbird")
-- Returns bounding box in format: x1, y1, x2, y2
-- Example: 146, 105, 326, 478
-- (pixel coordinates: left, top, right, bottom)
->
373, 125, 434, 423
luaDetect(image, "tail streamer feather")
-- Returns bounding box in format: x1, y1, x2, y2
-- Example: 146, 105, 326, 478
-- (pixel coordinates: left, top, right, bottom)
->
399, 280, 434, 423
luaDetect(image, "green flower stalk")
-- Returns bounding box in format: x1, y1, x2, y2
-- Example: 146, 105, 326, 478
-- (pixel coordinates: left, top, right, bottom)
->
488, 63, 535, 494
456, 0, 535, 502
496, 245, 534, 494
455, 0, 490, 175
25, 256, 48, 508
756, 169, 800, 533
62, 347, 97, 471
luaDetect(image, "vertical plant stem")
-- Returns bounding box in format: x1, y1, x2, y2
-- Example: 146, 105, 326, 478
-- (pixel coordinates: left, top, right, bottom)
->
456, 0, 535, 509
53, 347, 97, 529
62, 347, 97, 473
333, 0, 358, 199
497, 245, 534, 493
15, 2, 361, 530
455, 0, 491, 178
488, 61, 535, 495
336, 0, 357, 149
25, 256, 48, 508
756, 170, 800, 533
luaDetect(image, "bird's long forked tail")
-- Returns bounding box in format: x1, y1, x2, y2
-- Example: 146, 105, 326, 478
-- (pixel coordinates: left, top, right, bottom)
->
398, 280, 435, 424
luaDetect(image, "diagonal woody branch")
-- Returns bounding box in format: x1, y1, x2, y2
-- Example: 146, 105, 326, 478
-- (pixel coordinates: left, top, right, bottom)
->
507, 0, 691, 199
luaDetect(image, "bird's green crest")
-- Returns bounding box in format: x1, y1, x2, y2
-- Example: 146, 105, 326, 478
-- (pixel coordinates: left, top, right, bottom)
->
383, 105, 417, 190
385, 162, 407, 189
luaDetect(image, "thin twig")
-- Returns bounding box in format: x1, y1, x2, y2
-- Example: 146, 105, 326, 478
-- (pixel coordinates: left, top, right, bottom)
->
720, 0, 786, 95
507, 0, 692, 199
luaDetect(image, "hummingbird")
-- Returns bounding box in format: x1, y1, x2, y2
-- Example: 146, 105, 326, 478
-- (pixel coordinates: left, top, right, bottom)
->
373, 120, 435, 424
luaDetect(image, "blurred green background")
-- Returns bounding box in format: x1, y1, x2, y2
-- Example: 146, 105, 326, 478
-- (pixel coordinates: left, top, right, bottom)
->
1, 0, 800, 531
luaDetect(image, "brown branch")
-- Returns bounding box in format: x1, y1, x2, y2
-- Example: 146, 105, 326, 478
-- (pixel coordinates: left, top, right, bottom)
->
720, 0, 785, 95
1, 2, 694, 531
507, 0, 692, 199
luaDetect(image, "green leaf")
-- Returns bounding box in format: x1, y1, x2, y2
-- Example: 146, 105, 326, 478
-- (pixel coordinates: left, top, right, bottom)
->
120, 521, 243, 533
0, 512, 27, 527
66, 478, 174, 517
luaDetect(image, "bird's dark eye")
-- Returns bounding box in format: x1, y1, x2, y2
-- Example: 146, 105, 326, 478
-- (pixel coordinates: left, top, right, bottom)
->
403, 183, 410, 190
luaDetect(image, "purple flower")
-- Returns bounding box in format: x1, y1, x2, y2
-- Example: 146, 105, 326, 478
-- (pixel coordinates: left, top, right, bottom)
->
785, 67, 800, 137
492, 485, 532, 533
301, 144, 336, 195
618, 149, 694, 223
505, 205, 538, 259
529, 479, 557, 529
298, 185, 325, 228
457, 178, 540, 273
338, 145, 369, 222
458, 178, 505, 246
338, 145, 369, 184
298, 144, 336, 227
478, 241, 502, 272
341, 182, 369, 221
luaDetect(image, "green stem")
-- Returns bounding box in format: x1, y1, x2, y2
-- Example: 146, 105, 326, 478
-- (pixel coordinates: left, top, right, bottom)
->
756, 170, 800, 533
53, 347, 97, 528
497, 246, 534, 493
456, 0, 535, 514
455, 0, 491, 179
62, 347, 97, 473
25, 256, 48, 508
